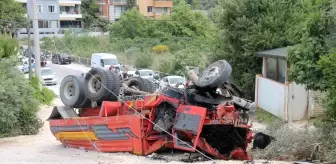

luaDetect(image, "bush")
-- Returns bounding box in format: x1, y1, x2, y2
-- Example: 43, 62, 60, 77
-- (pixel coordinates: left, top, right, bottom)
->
152, 45, 169, 54
252, 120, 336, 162
29, 77, 56, 105
134, 52, 154, 69
0, 59, 42, 137
0, 34, 19, 58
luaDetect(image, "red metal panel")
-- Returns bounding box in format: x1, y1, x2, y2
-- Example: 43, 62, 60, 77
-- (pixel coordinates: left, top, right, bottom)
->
100, 101, 121, 117
172, 105, 206, 151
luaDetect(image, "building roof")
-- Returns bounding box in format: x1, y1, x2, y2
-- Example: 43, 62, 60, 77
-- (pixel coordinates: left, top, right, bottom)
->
255, 47, 291, 59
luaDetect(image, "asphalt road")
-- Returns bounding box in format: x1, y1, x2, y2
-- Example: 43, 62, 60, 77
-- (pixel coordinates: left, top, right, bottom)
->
48, 62, 90, 96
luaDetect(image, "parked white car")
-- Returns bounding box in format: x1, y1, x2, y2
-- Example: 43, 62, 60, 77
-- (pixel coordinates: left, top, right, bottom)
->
159, 76, 186, 89
134, 69, 157, 82
40, 67, 57, 85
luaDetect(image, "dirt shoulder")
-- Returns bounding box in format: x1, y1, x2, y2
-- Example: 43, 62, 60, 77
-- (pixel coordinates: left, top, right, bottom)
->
0, 99, 291, 164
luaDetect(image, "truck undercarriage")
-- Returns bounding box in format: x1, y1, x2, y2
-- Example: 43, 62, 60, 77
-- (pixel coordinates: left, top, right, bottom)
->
48, 60, 257, 160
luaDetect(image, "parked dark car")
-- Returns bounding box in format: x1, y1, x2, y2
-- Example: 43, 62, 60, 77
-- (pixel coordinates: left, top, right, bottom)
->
51, 53, 72, 65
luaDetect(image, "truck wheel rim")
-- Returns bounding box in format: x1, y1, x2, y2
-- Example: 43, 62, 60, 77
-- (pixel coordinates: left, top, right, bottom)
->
204, 66, 220, 81
88, 75, 102, 93
64, 82, 75, 99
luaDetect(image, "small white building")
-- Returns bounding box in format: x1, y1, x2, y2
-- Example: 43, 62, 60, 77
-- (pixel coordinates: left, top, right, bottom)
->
254, 47, 325, 122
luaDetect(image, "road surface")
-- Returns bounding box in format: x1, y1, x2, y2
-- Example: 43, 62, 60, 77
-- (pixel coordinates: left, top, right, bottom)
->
48, 63, 89, 96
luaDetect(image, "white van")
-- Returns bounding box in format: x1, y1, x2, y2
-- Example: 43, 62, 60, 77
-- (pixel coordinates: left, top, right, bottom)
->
91, 53, 119, 70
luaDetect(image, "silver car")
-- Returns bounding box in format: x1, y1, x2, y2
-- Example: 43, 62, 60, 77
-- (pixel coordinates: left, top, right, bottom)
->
134, 69, 156, 82
40, 67, 57, 85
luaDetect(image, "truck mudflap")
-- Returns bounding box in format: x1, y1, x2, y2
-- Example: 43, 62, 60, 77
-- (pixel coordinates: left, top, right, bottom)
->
172, 105, 206, 151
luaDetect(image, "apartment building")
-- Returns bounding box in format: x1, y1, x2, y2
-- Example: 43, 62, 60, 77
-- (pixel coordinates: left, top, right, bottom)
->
138, 0, 172, 18
16, 0, 83, 38
59, 0, 82, 33
98, 0, 172, 22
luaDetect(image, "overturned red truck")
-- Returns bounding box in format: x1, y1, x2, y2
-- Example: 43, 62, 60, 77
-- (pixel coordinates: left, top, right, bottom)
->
48, 60, 256, 160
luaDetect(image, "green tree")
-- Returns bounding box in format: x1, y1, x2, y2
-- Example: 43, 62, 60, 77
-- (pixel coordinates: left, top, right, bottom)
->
82, 0, 110, 31
287, 0, 333, 91
0, 35, 44, 137
110, 8, 148, 38
214, 0, 298, 99
0, 34, 19, 58
126, 0, 137, 10
0, 0, 28, 35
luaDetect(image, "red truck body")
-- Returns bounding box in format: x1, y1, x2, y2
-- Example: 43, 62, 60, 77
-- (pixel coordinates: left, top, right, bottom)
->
49, 94, 253, 160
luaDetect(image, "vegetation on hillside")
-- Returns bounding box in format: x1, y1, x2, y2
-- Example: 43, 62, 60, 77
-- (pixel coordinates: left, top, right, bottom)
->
81, 0, 110, 31
43, 2, 217, 76
0, 0, 27, 35
0, 35, 55, 137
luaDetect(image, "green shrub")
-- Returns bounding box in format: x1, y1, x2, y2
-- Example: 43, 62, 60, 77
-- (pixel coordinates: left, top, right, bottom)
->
0, 59, 42, 137
0, 34, 19, 58
29, 77, 56, 105
134, 52, 153, 69
152, 45, 169, 54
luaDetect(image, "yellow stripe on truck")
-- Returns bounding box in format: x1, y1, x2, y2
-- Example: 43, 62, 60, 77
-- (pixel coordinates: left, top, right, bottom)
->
55, 131, 98, 140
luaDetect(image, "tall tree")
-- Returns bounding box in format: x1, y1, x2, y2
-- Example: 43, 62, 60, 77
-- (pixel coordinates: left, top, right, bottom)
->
82, 0, 110, 32
81, 0, 100, 28
0, 0, 28, 36
126, 0, 137, 10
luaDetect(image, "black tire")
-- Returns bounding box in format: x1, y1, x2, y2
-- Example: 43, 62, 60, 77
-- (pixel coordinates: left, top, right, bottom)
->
84, 68, 120, 101
126, 77, 152, 93
143, 79, 156, 93
197, 60, 232, 88
60, 75, 91, 108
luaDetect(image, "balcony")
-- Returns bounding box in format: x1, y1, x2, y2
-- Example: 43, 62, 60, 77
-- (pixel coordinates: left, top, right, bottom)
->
112, 0, 127, 6
60, 13, 82, 20
60, 6, 81, 20
153, 0, 172, 8
59, 0, 81, 5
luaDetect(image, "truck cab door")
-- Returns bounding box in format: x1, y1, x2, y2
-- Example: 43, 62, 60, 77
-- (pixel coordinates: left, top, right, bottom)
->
172, 105, 206, 151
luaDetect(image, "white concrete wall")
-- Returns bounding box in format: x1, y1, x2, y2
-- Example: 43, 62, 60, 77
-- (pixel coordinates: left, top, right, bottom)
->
287, 82, 308, 121
256, 76, 286, 119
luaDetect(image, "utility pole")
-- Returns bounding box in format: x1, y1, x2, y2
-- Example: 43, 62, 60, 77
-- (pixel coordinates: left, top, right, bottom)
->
26, 25, 33, 80
32, 0, 41, 79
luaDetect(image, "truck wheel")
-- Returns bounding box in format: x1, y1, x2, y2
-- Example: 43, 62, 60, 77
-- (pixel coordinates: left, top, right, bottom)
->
126, 77, 151, 93
197, 60, 232, 88
143, 79, 156, 93
60, 75, 91, 108
84, 68, 120, 101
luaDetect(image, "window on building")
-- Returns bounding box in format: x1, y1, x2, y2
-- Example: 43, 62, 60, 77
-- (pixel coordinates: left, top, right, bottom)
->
147, 6, 153, 12
278, 59, 286, 83
60, 20, 82, 28
265, 58, 287, 83
37, 4, 42, 13
48, 5, 56, 13
266, 58, 277, 81
154, 7, 168, 14
38, 20, 51, 28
